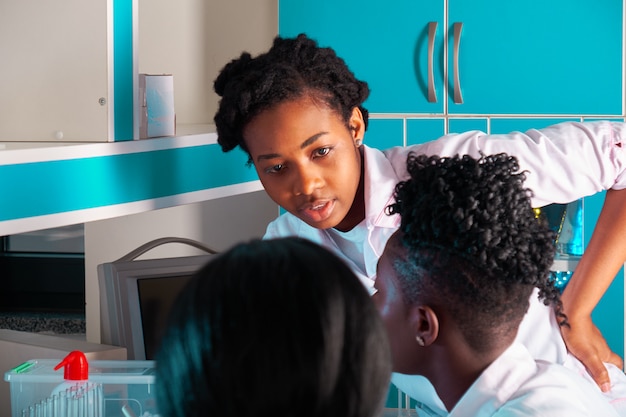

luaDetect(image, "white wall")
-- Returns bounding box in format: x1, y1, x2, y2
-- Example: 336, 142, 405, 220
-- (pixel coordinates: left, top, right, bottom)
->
138, 0, 279, 126
85, 190, 278, 342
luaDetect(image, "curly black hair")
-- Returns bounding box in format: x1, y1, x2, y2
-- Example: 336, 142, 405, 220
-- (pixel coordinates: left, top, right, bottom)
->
214, 34, 370, 158
386, 153, 566, 352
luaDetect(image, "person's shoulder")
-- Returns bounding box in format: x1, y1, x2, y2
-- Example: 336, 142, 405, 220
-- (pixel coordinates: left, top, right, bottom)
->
378, 139, 464, 167
378, 144, 412, 162
375, 143, 437, 180
467, 344, 619, 416
501, 360, 620, 416
264, 212, 299, 237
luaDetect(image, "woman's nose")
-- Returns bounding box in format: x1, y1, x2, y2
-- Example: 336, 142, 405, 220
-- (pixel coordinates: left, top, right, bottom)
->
293, 165, 323, 196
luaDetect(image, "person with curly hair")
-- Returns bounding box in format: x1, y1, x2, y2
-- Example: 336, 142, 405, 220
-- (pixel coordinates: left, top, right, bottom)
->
212, 33, 626, 411
155, 237, 391, 417
373, 152, 620, 415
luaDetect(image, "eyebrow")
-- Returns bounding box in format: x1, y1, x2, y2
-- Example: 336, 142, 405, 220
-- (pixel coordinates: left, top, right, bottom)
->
256, 132, 328, 162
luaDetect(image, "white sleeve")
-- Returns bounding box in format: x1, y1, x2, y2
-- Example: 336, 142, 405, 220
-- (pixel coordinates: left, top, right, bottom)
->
388, 121, 626, 207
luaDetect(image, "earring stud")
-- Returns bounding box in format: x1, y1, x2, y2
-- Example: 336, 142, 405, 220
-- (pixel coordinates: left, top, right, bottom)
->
355, 138, 363, 147
416, 336, 425, 346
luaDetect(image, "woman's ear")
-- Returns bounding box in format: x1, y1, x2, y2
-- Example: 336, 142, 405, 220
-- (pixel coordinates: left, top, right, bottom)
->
348, 106, 365, 142
410, 305, 440, 347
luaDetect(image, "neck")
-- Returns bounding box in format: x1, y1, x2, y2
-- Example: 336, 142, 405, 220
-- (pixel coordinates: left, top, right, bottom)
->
335, 146, 365, 232
421, 336, 511, 411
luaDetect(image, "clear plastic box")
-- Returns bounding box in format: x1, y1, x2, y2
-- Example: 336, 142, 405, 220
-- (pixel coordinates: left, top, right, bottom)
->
4, 359, 157, 417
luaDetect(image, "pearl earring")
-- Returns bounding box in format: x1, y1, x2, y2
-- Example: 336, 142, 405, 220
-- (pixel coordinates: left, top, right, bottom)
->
416, 336, 425, 346
355, 138, 363, 147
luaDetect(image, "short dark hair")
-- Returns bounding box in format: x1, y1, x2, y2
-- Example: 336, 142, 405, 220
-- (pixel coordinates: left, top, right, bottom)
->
214, 34, 370, 158
155, 237, 391, 417
386, 153, 563, 352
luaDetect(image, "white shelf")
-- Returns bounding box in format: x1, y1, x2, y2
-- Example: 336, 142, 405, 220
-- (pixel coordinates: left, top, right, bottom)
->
0, 130, 262, 236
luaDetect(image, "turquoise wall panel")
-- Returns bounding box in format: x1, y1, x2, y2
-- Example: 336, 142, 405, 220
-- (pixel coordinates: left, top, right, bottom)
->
448, 118, 487, 134
113, 0, 134, 141
366, 119, 404, 150
0, 145, 258, 221
406, 119, 445, 145
490, 118, 578, 134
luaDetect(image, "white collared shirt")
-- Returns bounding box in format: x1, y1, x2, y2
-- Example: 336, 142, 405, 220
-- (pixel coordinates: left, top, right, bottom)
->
447, 343, 620, 416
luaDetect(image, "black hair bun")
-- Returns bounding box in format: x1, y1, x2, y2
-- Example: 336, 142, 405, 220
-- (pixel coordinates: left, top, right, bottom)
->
214, 52, 253, 96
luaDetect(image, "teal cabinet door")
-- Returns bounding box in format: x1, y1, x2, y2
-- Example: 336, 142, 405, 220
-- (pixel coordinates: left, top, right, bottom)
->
279, 1, 445, 114
448, 0, 622, 115
280, 1, 622, 117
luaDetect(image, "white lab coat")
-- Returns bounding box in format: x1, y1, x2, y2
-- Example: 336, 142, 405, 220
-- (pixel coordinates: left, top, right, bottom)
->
448, 343, 620, 417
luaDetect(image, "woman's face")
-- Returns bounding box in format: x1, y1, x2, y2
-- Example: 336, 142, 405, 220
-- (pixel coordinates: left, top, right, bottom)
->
373, 232, 421, 373
243, 97, 365, 231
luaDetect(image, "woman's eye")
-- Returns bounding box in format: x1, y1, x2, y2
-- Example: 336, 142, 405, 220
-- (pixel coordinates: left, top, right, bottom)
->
265, 164, 284, 174
314, 147, 331, 158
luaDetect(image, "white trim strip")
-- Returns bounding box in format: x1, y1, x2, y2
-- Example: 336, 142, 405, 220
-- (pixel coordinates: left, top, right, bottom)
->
0, 132, 218, 166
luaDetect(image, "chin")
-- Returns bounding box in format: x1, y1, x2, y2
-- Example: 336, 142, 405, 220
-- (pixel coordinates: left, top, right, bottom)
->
308, 219, 339, 230
297, 212, 344, 230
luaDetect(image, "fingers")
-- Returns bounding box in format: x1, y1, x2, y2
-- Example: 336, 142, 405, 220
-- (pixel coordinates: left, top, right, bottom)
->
559, 314, 625, 392
607, 351, 624, 371
584, 357, 612, 392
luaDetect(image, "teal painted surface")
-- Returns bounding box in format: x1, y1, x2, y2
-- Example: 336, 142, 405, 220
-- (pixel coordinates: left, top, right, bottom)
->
366, 119, 404, 150
490, 118, 578, 134
406, 119, 446, 145
449, 0, 622, 115
280, 1, 622, 117
448, 118, 487, 135
0, 145, 258, 222
366, 119, 446, 150
113, 0, 134, 141
279, 1, 444, 113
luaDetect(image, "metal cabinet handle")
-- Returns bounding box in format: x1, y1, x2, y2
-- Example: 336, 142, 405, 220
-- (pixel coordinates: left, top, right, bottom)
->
428, 21, 438, 103
453, 22, 464, 104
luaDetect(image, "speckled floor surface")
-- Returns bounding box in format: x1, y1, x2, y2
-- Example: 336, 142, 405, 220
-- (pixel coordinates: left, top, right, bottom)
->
0, 311, 85, 335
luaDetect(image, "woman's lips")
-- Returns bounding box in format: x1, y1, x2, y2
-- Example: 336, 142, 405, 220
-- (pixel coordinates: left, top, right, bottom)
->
298, 200, 335, 224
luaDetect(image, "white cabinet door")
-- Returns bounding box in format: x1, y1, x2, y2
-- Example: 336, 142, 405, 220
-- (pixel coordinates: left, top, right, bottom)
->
0, 0, 111, 142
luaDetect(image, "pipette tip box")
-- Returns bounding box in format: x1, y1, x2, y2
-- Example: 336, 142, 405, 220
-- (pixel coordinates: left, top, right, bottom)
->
4, 359, 158, 417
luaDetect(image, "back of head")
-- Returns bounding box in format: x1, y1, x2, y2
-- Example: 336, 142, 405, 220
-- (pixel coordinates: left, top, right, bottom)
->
213, 34, 370, 157
387, 153, 561, 352
155, 237, 391, 417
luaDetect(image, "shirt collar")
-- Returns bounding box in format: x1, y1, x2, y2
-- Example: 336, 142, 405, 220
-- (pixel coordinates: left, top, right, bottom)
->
362, 145, 403, 229
449, 343, 535, 416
